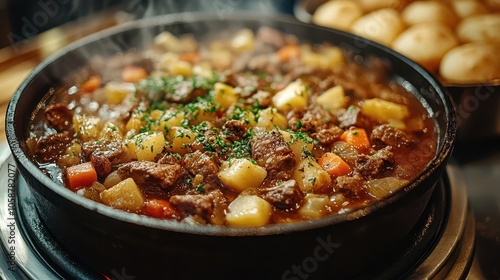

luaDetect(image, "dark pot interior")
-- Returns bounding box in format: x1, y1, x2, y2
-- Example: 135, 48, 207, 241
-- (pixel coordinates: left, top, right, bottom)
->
6, 13, 456, 279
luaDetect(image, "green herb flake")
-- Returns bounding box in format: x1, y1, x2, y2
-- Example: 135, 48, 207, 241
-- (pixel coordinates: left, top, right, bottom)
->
195, 183, 206, 194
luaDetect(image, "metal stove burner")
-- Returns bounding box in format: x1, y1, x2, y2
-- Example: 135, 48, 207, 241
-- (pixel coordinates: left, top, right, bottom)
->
0, 145, 475, 279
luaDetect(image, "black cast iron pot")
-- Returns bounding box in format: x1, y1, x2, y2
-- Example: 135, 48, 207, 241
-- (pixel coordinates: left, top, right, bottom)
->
6, 13, 456, 280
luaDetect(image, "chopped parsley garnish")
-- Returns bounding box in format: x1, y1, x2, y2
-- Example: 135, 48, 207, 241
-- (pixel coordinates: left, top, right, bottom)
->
195, 183, 206, 194
296, 120, 303, 129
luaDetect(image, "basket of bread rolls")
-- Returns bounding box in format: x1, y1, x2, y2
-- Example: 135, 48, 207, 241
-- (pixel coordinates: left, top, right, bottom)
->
296, 0, 500, 141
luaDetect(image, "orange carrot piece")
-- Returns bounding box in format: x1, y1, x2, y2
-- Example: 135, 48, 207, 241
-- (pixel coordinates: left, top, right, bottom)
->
318, 152, 352, 177
81, 75, 101, 93
143, 199, 179, 219
66, 162, 97, 191
340, 128, 371, 153
121, 66, 148, 83
276, 44, 301, 61
179, 52, 200, 64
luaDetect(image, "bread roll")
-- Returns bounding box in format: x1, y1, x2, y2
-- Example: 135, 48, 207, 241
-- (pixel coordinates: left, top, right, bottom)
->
439, 42, 500, 83
484, 0, 500, 11
392, 23, 458, 71
457, 14, 500, 43
356, 0, 407, 12
351, 8, 405, 45
312, 0, 363, 31
452, 0, 488, 18
401, 1, 458, 27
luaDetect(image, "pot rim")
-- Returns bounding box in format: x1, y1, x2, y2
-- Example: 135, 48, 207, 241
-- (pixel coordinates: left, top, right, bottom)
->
5, 12, 457, 236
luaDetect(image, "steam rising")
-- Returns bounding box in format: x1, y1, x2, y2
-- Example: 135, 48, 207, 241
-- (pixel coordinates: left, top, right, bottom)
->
41, 0, 293, 85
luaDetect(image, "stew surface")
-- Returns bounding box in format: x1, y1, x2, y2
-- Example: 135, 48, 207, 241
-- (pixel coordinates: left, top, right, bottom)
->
27, 27, 436, 227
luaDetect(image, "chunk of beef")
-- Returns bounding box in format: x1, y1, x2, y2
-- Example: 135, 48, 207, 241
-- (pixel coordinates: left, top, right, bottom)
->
354, 148, 393, 180
90, 154, 111, 177
158, 79, 206, 104
34, 132, 72, 162
223, 119, 249, 141
260, 180, 303, 210
355, 154, 385, 179
335, 176, 367, 198
338, 106, 375, 129
44, 104, 73, 132
251, 130, 295, 180
312, 126, 344, 145
156, 152, 182, 165
169, 194, 213, 220
370, 124, 413, 148
374, 146, 395, 165
256, 27, 286, 49
82, 141, 131, 166
246, 90, 272, 108
288, 106, 332, 133
118, 161, 183, 197
287, 109, 304, 130
182, 151, 219, 185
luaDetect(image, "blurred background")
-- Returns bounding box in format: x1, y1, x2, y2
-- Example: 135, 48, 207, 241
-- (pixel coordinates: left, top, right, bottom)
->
0, 0, 297, 49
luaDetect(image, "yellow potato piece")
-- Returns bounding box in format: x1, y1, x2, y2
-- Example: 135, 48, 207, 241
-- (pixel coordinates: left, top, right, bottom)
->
293, 158, 332, 193
212, 83, 238, 110
100, 178, 144, 212
226, 195, 272, 227
316, 85, 347, 112
299, 194, 330, 219
361, 98, 409, 123
218, 158, 267, 192
126, 132, 166, 161
272, 80, 308, 111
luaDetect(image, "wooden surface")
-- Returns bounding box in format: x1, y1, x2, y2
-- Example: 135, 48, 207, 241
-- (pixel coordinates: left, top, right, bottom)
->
0, 10, 120, 141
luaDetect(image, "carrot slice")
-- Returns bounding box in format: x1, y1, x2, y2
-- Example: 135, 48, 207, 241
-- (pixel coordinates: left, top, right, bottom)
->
143, 199, 179, 219
81, 75, 101, 93
340, 128, 371, 153
66, 162, 97, 191
318, 152, 352, 177
179, 52, 200, 64
121, 66, 147, 83
276, 44, 301, 61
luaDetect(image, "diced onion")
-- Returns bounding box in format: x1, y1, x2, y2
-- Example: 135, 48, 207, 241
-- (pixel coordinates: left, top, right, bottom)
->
366, 177, 409, 199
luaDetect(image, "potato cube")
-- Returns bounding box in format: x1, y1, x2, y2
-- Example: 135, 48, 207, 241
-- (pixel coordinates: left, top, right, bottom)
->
168, 60, 193, 77
322, 47, 345, 68
226, 195, 272, 227
193, 61, 213, 78
293, 158, 332, 192
159, 110, 185, 129
154, 31, 181, 52
105, 82, 135, 105
73, 114, 100, 142
125, 111, 145, 132
256, 108, 288, 130
361, 98, 409, 123
212, 83, 238, 110
218, 158, 267, 192
316, 85, 346, 112
100, 178, 144, 212
187, 102, 217, 125
167, 126, 197, 155
280, 130, 314, 162
210, 49, 232, 69
231, 28, 255, 52
299, 194, 330, 219
99, 121, 123, 141
159, 52, 180, 72
272, 79, 308, 110
126, 132, 166, 161
301, 47, 344, 69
